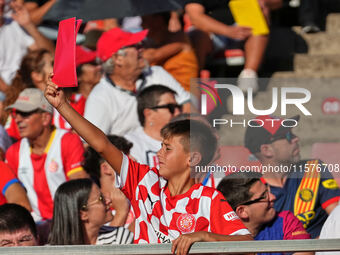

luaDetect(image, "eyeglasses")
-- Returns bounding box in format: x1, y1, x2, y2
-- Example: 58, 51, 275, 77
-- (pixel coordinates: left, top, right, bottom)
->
11, 109, 42, 119
82, 193, 105, 210
270, 131, 296, 144
238, 184, 271, 206
150, 104, 183, 115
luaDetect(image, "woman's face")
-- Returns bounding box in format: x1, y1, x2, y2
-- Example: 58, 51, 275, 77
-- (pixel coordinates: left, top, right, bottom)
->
84, 184, 113, 227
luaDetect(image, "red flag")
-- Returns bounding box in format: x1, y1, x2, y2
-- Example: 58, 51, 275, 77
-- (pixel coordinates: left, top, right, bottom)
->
52, 17, 82, 87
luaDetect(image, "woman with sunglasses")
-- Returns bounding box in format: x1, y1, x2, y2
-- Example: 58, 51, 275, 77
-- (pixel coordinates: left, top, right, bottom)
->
48, 178, 133, 245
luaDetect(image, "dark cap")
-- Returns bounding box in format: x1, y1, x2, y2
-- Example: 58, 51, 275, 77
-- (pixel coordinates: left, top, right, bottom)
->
245, 115, 300, 154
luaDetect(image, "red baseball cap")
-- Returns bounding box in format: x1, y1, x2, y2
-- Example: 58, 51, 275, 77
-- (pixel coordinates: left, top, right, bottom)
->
96, 27, 148, 62
76, 45, 96, 67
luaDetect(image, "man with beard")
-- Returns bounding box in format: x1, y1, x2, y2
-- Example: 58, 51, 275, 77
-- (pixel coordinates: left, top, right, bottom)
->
244, 115, 340, 238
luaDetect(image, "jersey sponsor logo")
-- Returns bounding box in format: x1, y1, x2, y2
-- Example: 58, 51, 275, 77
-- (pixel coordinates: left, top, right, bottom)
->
223, 211, 239, 221
322, 179, 339, 189
296, 210, 315, 229
154, 229, 171, 243
177, 213, 196, 233
147, 193, 158, 209
299, 188, 314, 202
71, 162, 81, 169
48, 160, 59, 172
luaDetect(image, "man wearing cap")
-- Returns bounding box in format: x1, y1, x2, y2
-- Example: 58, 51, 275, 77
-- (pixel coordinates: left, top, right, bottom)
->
84, 27, 191, 136
5, 88, 88, 221
244, 115, 340, 238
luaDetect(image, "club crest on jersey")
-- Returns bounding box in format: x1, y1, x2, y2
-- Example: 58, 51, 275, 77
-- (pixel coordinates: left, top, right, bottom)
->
223, 211, 239, 221
48, 160, 59, 172
299, 188, 313, 202
177, 213, 196, 233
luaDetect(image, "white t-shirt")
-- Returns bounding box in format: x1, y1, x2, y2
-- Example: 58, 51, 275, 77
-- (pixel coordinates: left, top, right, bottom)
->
0, 20, 34, 85
317, 204, 340, 255
84, 66, 191, 136
124, 126, 161, 168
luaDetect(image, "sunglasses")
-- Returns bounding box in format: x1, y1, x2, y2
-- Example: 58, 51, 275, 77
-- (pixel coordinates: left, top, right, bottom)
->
82, 194, 105, 210
150, 103, 183, 115
270, 131, 296, 144
11, 109, 42, 119
238, 184, 270, 206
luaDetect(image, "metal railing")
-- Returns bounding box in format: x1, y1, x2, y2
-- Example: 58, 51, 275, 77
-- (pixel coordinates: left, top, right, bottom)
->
1, 239, 340, 255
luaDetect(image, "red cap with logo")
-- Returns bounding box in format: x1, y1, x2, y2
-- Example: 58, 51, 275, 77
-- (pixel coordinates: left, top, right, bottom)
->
96, 27, 148, 62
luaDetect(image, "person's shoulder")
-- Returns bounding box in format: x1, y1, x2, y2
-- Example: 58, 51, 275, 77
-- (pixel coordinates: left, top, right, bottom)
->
125, 126, 143, 139
6, 139, 22, 154
145, 65, 170, 77
200, 184, 223, 198
87, 77, 111, 95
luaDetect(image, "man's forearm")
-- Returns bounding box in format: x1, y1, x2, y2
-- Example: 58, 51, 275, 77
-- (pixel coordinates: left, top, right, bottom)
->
24, 23, 54, 53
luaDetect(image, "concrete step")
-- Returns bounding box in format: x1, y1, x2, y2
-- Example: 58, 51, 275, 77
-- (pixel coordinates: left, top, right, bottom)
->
294, 54, 340, 75
216, 77, 340, 159
272, 71, 340, 78
326, 13, 340, 34
298, 32, 340, 55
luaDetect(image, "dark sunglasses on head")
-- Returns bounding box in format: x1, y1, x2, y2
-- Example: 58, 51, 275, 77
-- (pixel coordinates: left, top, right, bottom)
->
11, 109, 42, 119
150, 103, 183, 114
270, 131, 296, 143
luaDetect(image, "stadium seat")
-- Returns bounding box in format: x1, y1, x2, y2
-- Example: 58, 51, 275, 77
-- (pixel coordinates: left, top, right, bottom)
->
311, 143, 340, 186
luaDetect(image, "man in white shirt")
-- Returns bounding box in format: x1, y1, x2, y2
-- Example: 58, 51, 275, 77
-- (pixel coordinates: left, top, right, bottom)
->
84, 27, 191, 136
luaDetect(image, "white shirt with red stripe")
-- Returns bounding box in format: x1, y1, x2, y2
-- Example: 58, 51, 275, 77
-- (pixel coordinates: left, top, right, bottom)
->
119, 155, 250, 243
124, 127, 161, 168
5, 128, 84, 221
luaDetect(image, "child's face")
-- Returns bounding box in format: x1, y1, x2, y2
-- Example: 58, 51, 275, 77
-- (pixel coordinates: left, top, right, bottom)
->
157, 135, 190, 180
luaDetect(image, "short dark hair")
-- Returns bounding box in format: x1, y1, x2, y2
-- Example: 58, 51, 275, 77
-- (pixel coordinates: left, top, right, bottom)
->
161, 119, 217, 166
82, 135, 133, 183
0, 204, 37, 239
217, 172, 263, 210
48, 178, 93, 245
137, 85, 176, 126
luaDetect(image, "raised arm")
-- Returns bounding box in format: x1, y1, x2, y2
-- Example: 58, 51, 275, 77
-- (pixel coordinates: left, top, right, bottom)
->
11, 1, 55, 54
44, 75, 123, 175
185, 3, 252, 40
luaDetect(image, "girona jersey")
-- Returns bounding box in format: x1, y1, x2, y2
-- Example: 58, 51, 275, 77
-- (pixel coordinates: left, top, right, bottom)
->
119, 155, 249, 243
53, 94, 86, 130
5, 128, 84, 220
0, 161, 20, 205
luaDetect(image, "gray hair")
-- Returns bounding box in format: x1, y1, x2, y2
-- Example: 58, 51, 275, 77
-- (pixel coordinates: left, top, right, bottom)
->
101, 49, 127, 75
